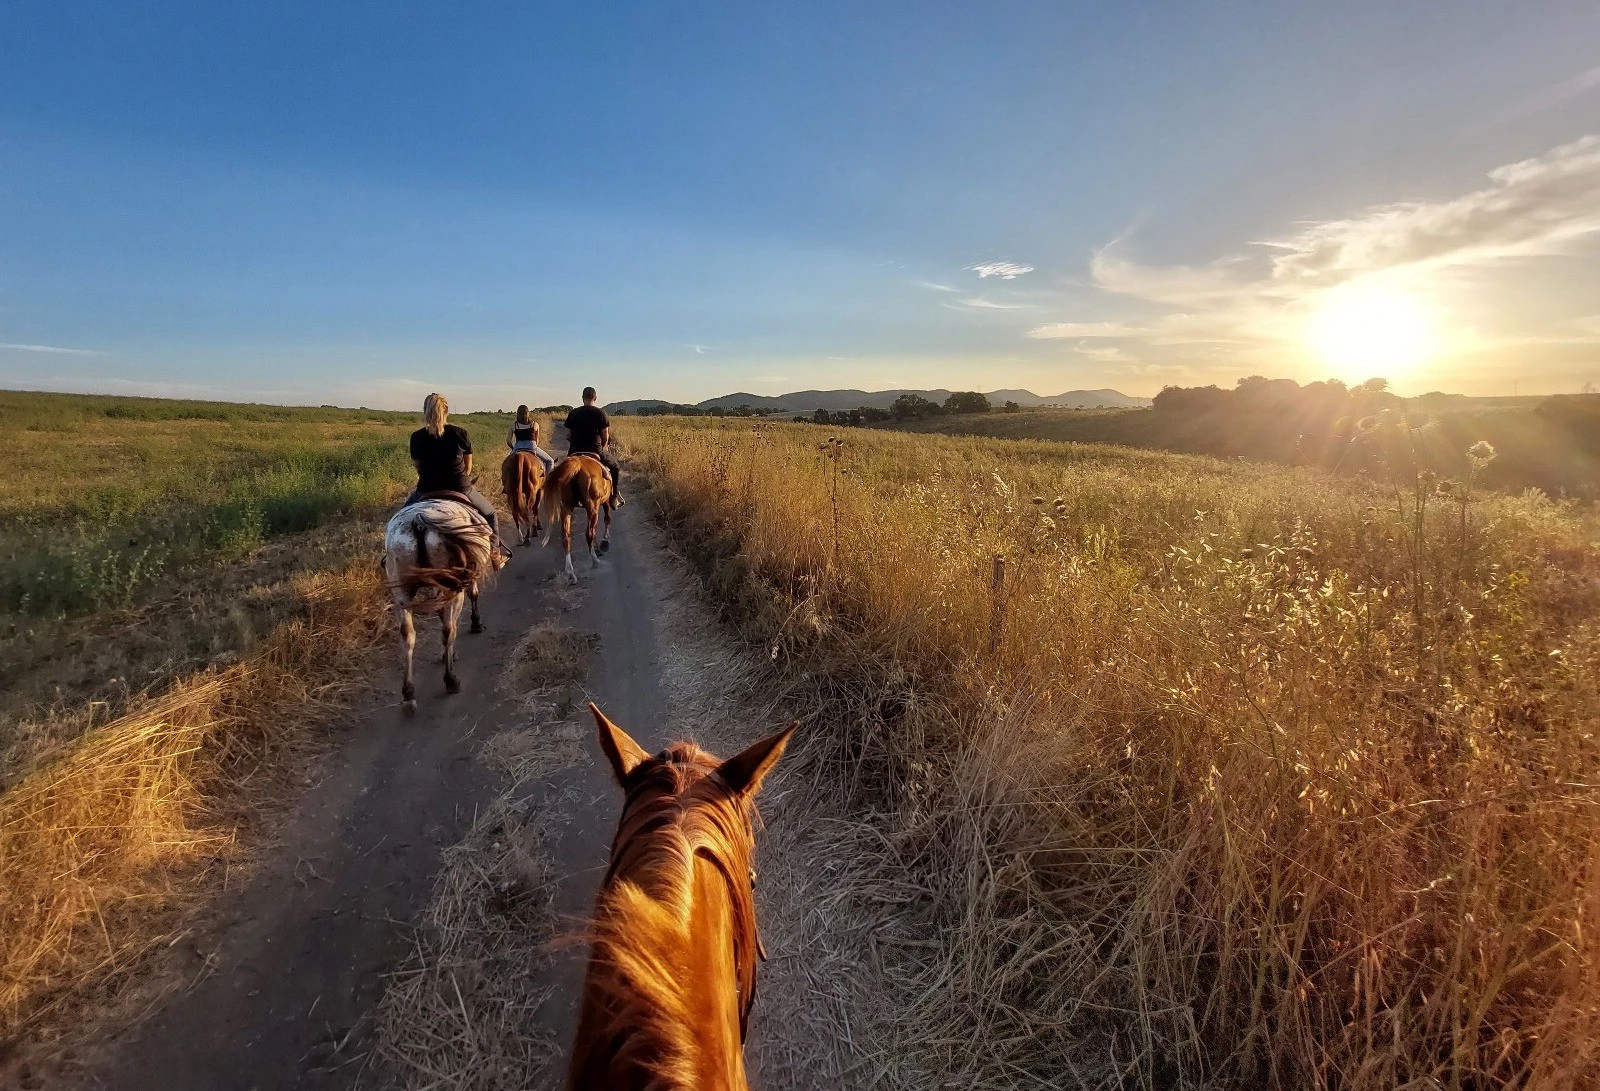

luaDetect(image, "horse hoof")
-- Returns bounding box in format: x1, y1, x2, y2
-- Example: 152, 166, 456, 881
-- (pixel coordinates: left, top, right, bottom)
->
470, 621, 484, 634
402, 699, 418, 716
598, 539, 611, 554
445, 675, 462, 695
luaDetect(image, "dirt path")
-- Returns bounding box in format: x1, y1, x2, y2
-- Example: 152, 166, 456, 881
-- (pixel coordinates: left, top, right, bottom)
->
71, 498, 865, 1090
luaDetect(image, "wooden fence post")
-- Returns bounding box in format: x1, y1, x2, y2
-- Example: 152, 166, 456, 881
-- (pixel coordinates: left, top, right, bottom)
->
987, 553, 1005, 654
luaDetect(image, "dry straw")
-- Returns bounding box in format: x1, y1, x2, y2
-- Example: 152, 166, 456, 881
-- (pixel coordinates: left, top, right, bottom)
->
626, 416, 1600, 1091
0, 563, 387, 1059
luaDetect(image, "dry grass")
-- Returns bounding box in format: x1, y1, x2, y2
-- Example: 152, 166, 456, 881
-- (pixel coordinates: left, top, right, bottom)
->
0, 559, 389, 1066
370, 619, 593, 1090
0, 390, 525, 1075
623, 417, 1600, 1090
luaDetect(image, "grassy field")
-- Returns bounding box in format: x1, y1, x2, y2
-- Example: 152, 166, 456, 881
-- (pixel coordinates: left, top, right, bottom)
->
879, 396, 1600, 498
0, 391, 521, 1059
6, 389, 1598, 1087
621, 416, 1600, 1090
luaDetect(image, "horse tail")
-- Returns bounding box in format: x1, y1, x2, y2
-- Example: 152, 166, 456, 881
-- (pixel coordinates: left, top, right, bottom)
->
538, 462, 564, 546
518, 454, 540, 526
412, 516, 430, 569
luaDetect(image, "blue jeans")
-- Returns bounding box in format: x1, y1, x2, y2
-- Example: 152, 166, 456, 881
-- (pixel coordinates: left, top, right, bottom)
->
513, 442, 555, 473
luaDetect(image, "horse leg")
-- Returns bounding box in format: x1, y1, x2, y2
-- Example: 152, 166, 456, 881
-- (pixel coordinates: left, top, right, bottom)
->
442, 595, 463, 694
562, 509, 577, 583
399, 608, 417, 714
586, 501, 601, 568
599, 501, 612, 553
531, 487, 543, 538
469, 580, 483, 634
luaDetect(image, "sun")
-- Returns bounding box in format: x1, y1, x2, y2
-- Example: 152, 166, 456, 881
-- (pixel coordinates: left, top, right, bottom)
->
1305, 280, 1438, 381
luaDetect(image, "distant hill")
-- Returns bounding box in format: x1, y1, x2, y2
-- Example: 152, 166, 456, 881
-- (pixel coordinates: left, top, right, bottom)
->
613, 387, 1149, 414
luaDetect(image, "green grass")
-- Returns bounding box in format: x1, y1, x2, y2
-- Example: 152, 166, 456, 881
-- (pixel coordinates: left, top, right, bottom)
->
0, 390, 512, 617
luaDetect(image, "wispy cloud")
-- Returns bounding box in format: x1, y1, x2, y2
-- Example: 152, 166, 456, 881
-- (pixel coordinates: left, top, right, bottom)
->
683, 343, 722, 355
1259, 134, 1600, 284
1027, 321, 1147, 339
1069, 343, 1139, 364
949, 297, 1029, 311
968, 261, 1034, 280
918, 280, 959, 292
0, 342, 109, 356
1053, 134, 1600, 380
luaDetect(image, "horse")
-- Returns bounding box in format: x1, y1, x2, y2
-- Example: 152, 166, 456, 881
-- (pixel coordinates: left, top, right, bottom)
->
382, 496, 506, 714
500, 449, 546, 546
539, 454, 613, 582
568, 703, 795, 1091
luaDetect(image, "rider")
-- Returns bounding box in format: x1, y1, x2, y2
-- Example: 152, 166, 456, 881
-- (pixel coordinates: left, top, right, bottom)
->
506, 404, 555, 473
406, 392, 504, 547
563, 386, 624, 506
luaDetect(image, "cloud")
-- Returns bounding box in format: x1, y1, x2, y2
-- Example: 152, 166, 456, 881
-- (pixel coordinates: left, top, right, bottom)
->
1058, 134, 1600, 387
0, 342, 109, 356
1068, 343, 1139, 364
918, 280, 959, 292
949, 298, 1029, 311
968, 261, 1034, 279
683, 343, 721, 355
1026, 321, 1147, 339
1260, 135, 1600, 284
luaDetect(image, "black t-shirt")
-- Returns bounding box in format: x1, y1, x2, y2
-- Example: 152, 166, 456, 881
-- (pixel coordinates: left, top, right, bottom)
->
564, 404, 609, 454
410, 424, 473, 493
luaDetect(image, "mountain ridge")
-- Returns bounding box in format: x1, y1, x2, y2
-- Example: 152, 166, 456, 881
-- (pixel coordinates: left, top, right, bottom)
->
609, 387, 1149, 414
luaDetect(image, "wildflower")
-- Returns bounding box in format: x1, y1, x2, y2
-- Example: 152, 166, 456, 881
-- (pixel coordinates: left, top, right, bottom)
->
1468, 440, 1497, 465
1031, 496, 1045, 505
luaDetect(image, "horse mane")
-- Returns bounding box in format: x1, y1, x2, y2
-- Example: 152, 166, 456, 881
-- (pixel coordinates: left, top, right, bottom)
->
571, 743, 762, 1090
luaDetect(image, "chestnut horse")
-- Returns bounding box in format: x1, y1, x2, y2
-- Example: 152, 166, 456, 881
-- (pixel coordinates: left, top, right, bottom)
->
500, 449, 545, 546
539, 454, 613, 582
568, 703, 794, 1091
382, 497, 506, 713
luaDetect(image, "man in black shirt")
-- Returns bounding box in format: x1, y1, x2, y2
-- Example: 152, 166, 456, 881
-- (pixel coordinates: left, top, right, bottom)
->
563, 386, 624, 506
405, 392, 502, 544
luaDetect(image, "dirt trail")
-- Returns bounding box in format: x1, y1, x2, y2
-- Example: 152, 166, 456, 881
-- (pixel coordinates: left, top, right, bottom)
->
68, 499, 861, 1090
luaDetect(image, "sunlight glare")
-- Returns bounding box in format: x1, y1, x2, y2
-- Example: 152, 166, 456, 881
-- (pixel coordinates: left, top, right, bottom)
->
1306, 280, 1438, 380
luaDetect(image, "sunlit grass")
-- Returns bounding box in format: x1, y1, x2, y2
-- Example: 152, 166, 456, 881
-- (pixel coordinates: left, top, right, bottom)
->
623, 415, 1600, 1090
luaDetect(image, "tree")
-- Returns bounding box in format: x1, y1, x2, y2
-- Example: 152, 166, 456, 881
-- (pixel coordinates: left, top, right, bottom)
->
944, 391, 991, 414
1003, 400, 1020, 413
891, 393, 941, 419
813, 407, 831, 425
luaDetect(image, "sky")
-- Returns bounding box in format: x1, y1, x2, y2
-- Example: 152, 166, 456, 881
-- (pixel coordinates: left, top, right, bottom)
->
2, 1, 1599, 409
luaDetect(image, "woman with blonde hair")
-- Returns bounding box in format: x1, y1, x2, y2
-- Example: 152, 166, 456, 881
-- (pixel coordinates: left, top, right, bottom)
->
505, 404, 555, 473
406, 392, 502, 546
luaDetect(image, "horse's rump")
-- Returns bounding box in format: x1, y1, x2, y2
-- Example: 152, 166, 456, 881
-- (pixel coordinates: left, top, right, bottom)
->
384, 499, 496, 602
501, 450, 543, 529
539, 455, 611, 543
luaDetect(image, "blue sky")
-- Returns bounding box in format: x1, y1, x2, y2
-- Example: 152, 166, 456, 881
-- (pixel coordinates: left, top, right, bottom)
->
3, 2, 1598, 408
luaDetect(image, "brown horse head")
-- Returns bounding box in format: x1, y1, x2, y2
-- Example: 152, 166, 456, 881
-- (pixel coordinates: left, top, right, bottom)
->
567, 703, 795, 1091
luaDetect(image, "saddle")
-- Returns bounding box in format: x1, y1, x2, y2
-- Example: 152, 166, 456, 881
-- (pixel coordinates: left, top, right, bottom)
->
416, 489, 477, 508
566, 453, 614, 487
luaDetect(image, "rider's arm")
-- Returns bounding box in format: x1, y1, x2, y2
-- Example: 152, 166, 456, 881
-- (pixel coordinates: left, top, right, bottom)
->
600, 425, 611, 450
506, 425, 515, 449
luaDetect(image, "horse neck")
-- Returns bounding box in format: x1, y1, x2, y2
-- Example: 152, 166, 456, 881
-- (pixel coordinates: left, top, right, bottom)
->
570, 812, 753, 1091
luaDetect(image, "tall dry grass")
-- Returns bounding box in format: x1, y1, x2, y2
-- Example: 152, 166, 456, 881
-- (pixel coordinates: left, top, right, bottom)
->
624, 417, 1600, 1090
0, 561, 388, 1060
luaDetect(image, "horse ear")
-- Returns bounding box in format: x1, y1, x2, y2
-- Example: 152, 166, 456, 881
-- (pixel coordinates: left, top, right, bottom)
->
715, 723, 797, 798
590, 702, 649, 785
